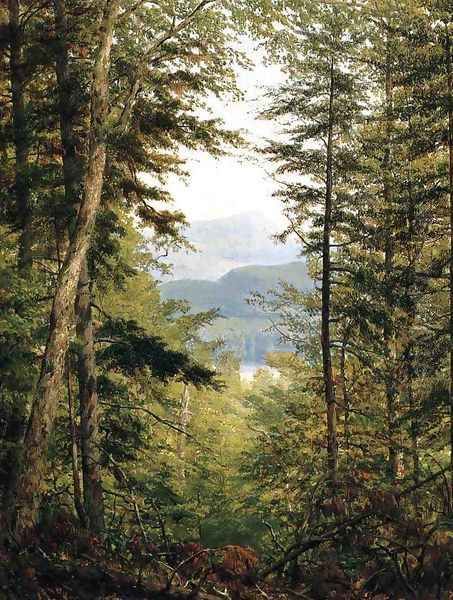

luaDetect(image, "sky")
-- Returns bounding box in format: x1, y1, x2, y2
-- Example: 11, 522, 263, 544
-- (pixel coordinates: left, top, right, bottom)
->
165, 48, 286, 225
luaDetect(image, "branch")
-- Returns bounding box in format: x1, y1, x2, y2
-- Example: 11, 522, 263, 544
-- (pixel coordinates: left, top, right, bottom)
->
167, 548, 210, 588
20, 0, 50, 28
286, 215, 318, 253
118, 0, 156, 21
263, 521, 285, 553
100, 401, 195, 438
111, 0, 218, 135
91, 303, 111, 319
269, 318, 303, 346
258, 467, 449, 580
106, 454, 148, 544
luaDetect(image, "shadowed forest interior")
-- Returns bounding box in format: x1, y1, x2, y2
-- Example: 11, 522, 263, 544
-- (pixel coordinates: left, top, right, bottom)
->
0, 0, 452, 598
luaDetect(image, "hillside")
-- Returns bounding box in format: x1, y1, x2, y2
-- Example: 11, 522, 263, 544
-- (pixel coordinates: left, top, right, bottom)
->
160, 261, 311, 363
160, 261, 311, 317
158, 212, 301, 280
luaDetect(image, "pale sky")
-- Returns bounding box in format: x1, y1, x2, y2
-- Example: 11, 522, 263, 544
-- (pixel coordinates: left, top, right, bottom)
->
165, 48, 286, 225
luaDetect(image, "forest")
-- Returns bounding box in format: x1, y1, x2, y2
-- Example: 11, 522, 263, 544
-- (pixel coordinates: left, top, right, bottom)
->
0, 0, 452, 599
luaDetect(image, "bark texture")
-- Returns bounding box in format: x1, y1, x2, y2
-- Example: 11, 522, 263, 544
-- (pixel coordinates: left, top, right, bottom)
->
3, 0, 33, 517
382, 30, 401, 482
177, 384, 191, 480
66, 360, 86, 527
53, 0, 83, 215
340, 340, 350, 458
76, 261, 105, 532
404, 118, 420, 490
12, 0, 120, 538
446, 29, 453, 511
8, 0, 33, 268
53, 0, 105, 533
321, 56, 337, 492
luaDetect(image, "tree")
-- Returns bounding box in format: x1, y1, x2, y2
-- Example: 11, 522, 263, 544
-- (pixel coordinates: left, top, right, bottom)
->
263, 0, 363, 491
7, 0, 33, 269
9, 0, 282, 536
12, 0, 122, 537
443, 5, 453, 511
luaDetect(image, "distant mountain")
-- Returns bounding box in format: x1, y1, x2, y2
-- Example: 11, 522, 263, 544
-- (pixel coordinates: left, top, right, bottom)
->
160, 261, 312, 364
160, 261, 311, 317
158, 211, 300, 281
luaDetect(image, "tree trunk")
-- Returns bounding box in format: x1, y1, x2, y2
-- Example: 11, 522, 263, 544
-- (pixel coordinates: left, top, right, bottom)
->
3, 0, 33, 517
76, 260, 105, 533
8, 0, 33, 268
52, 0, 84, 216
403, 115, 420, 493
340, 340, 350, 459
321, 56, 337, 493
408, 376, 419, 486
177, 384, 191, 480
446, 29, 453, 511
382, 29, 401, 483
66, 359, 86, 527
53, 0, 105, 533
384, 242, 399, 482
12, 0, 120, 538
2, 395, 27, 515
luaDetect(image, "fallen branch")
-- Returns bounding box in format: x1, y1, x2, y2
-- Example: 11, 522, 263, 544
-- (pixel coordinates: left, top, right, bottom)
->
32, 557, 197, 599
167, 548, 211, 588
258, 467, 448, 579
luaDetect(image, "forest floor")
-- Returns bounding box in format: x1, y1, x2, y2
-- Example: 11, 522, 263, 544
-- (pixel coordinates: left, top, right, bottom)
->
1, 542, 452, 600
0, 543, 354, 600
1, 507, 452, 600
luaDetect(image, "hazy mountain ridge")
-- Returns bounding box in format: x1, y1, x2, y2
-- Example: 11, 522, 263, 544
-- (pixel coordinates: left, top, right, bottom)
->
160, 261, 311, 364
158, 213, 311, 365
160, 261, 311, 318
159, 211, 301, 281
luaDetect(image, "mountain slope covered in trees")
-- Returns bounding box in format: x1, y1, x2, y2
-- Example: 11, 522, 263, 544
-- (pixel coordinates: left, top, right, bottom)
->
160, 261, 312, 364
160, 261, 311, 316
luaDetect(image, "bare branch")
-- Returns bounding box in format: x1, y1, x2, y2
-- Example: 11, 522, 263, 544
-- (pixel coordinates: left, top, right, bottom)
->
100, 400, 196, 438
258, 468, 449, 580
286, 215, 318, 252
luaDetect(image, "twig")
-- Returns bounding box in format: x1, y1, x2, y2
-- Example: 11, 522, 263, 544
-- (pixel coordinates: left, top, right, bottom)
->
259, 467, 449, 579
255, 584, 271, 599
263, 521, 285, 553
106, 455, 148, 545
100, 401, 196, 438
111, 0, 218, 135
167, 548, 211, 588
